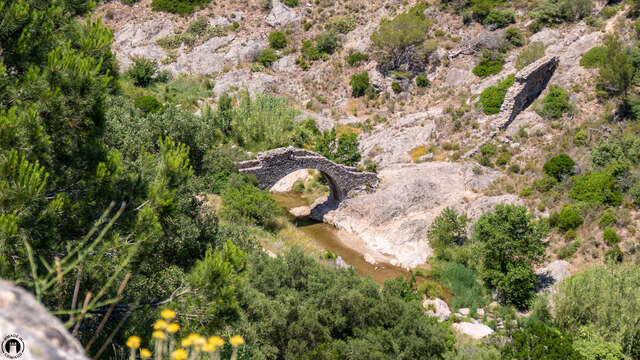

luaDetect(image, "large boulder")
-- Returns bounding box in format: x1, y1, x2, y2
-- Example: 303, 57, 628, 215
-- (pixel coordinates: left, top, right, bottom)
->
423, 298, 451, 322
452, 322, 495, 339
265, 0, 301, 28
0, 279, 89, 360
536, 260, 571, 291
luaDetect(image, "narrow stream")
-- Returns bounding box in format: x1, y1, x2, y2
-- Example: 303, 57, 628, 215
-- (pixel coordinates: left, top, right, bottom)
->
271, 192, 409, 284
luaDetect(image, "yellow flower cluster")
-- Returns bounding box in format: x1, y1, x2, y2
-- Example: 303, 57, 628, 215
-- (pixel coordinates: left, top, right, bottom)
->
124, 309, 245, 360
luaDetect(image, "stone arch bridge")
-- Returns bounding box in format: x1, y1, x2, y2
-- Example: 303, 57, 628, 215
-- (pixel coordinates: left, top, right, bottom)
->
238, 147, 379, 219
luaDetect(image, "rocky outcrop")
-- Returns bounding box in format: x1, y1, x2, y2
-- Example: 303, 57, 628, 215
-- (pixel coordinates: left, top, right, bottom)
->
423, 298, 451, 322
494, 56, 559, 130
323, 162, 507, 268
265, 0, 301, 27
238, 147, 378, 219
536, 260, 571, 292
0, 280, 89, 360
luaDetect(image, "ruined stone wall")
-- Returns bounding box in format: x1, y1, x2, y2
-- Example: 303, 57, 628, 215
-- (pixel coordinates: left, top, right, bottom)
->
238, 147, 379, 201
494, 56, 559, 130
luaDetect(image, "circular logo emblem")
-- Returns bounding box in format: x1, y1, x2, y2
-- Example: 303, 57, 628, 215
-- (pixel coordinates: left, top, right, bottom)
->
1, 334, 24, 359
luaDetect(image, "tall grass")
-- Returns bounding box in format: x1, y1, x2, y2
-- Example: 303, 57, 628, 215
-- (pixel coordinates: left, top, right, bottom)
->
431, 261, 486, 311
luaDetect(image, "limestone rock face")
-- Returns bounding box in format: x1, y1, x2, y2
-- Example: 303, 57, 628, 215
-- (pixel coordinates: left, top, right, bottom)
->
505, 111, 544, 138
212, 70, 278, 96
452, 322, 495, 339
323, 162, 506, 268
271, 55, 298, 73
0, 280, 89, 360
265, 0, 301, 28
536, 260, 571, 291
423, 298, 451, 322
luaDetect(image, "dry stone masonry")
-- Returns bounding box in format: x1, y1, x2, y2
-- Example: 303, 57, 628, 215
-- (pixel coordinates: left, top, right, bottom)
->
463, 55, 559, 158
238, 147, 378, 219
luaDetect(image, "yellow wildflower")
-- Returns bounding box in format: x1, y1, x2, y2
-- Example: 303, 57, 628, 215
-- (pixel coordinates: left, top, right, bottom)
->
181, 337, 192, 347
140, 349, 152, 358
193, 336, 207, 348
152, 331, 166, 340
153, 319, 168, 330
161, 309, 177, 321
208, 336, 224, 347
201, 343, 216, 353
171, 348, 188, 360
166, 323, 180, 334
126, 335, 141, 349
229, 335, 244, 347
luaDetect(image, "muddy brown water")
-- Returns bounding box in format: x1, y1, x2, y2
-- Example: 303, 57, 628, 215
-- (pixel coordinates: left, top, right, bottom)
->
271, 192, 409, 284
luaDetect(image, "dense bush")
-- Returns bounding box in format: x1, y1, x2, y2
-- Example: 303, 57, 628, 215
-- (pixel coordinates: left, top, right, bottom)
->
416, 73, 431, 87
257, 48, 279, 66
516, 41, 546, 70
591, 134, 640, 169
392, 82, 403, 93
602, 227, 621, 245
346, 52, 369, 66
473, 205, 546, 308
580, 46, 606, 68
598, 209, 617, 228
268, 31, 288, 49
314, 129, 362, 166
483, 9, 515, 28
569, 172, 622, 206
553, 264, 640, 358
479, 74, 515, 115
502, 320, 584, 359
539, 85, 572, 119
220, 177, 281, 230
473, 51, 505, 78
151, 0, 211, 15
534, 0, 593, 25
350, 72, 374, 97
504, 27, 524, 47
543, 154, 575, 180
315, 32, 340, 54
283, 0, 298, 6
557, 205, 583, 231
596, 35, 633, 98
534, 176, 559, 193
630, 181, 640, 208
332, 16, 356, 34
134, 95, 163, 114
574, 336, 628, 360
127, 57, 158, 87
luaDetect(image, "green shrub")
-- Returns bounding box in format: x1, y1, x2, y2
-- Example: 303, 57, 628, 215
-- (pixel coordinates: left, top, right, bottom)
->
516, 41, 545, 70
603, 227, 621, 245
392, 82, 403, 93
574, 336, 628, 360
605, 246, 624, 263
502, 320, 583, 359
332, 16, 356, 34
427, 207, 469, 251
350, 72, 373, 97
418, 280, 445, 299
539, 85, 571, 119
313, 129, 361, 165
127, 57, 157, 87
504, 27, 524, 47
316, 32, 340, 54
134, 95, 162, 114
300, 40, 323, 61
534, 0, 593, 25
473, 60, 504, 78
557, 205, 583, 231
599, 5, 618, 19
556, 240, 581, 260
543, 154, 575, 180
220, 180, 282, 230
261, 0, 272, 10
346, 52, 369, 66
257, 48, 279, 66
599, 209, 617, 228
596, 35, 633, 98
415, 73, 430, 88
151, 0, 211, 15
498, 263, 538, 309
533, 176, 558, 193
283, 0, 298, 6
186, 17, 208, 36
483, 9, 515, 28
580, 46, 606, 68
479, 74, 515, 115
268, 31, 288, 49
569, 172, 622, 206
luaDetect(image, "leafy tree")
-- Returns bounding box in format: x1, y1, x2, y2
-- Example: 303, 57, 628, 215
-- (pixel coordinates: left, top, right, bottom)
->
427, 207, 470, 251
596, 35, 633, 98
370, 3, 432, 71
544, 154, 575, 180
314, 129, 362, 166
502, 320, 584, 359
473, 205, 547, 308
